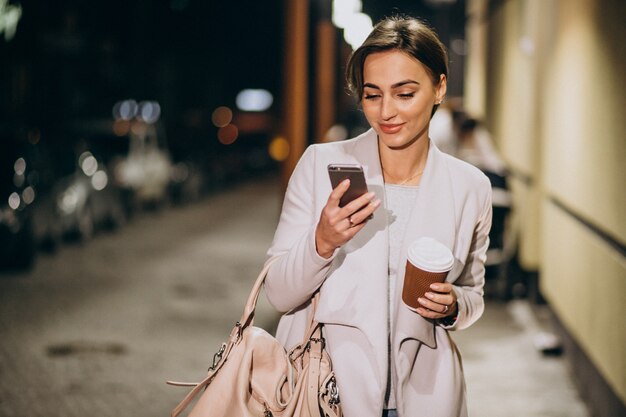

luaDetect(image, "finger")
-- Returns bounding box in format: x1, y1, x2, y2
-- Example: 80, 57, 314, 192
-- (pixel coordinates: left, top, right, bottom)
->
405, 302, 446, 319
343, 217, 365, 234
348, 198, 381, 225
417, 297, 448, 315
424, 291, 454, 307
430, 282, 453, 294
415, 307, 445, 319
341, 191, 375, 216
327, 179, 351, 207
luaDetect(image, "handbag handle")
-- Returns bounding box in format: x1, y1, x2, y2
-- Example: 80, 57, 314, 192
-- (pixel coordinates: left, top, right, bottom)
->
239, 255, 322, 340
237, 255, 281, 329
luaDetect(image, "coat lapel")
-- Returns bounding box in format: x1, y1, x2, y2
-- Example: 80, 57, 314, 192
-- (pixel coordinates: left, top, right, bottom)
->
316, 129, 390, 387
392, 141, 458, 352
349, 130, 390, 383
349, 132, 459, 383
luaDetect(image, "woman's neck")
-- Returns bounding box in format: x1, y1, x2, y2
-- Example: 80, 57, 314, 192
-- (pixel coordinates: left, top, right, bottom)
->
379, 137, 430, 185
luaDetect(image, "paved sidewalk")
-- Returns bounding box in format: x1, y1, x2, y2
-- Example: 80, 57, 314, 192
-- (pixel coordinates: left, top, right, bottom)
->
455, 300, 590, 417
0, 176, 589, 416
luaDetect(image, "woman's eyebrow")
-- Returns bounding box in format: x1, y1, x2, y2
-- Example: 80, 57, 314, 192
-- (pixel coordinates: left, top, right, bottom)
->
392, 79, 419, 88
363, 82, 381, 90
363, 80, 420, 90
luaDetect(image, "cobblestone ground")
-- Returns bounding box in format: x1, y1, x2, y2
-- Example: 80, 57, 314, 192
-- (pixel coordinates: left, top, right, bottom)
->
0, 176, 590, 417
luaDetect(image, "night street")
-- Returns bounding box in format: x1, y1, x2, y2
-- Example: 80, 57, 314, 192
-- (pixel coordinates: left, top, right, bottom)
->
0, 177, 588, 417
1, 0, 623, 415
0, 177, 284, 417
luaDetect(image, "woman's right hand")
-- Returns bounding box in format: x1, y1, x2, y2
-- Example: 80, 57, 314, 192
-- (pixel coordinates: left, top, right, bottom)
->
315, 179, 381, 258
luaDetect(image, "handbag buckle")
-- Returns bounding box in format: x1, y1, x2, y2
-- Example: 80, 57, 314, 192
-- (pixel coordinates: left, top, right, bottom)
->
208, 342, 227, 371
307, 337, 325, 351
235, 321, 243, 339
327, 376, 340, 405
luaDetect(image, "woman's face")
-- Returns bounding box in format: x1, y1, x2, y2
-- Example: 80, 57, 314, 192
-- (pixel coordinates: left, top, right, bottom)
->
361, 50, 446, 150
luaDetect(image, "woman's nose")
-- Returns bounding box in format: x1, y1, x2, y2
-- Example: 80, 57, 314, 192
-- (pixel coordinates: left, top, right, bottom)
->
380, 96, 397, 120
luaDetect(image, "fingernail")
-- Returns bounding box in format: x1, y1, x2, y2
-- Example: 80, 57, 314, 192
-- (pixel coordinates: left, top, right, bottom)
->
418, 297, 426, 305
425, 292, 434, 299
431, 283, 441, 290
343, 179, 351, 186
371, 199, 381, 207
365, 192, 375, 199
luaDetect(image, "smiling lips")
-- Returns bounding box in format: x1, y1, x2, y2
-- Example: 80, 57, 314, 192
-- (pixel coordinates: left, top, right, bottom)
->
379, 123, 405, 134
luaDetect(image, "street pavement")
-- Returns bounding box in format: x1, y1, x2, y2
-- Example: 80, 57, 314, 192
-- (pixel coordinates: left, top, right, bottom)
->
0, 176, 589, 417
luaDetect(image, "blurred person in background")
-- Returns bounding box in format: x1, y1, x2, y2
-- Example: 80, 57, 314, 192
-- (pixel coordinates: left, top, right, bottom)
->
428, 97, 462, 155
456, 117, 507, 176
264, 16, 492, 417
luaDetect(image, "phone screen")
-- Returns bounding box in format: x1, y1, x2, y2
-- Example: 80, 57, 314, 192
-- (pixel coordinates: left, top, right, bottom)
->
327, 164, 369, 207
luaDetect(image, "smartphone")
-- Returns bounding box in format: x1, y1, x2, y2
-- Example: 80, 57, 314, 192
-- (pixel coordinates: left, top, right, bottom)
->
327, 164, 370, 208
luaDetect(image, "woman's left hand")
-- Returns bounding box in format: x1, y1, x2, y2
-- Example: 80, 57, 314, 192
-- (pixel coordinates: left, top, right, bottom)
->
415, 282, 458, 319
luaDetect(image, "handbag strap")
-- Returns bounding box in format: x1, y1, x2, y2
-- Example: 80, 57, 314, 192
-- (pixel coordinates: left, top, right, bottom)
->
238, 255, 281, 328
168, 372, 214, 417
239, 255, 323, 339
302, 292, 323, 341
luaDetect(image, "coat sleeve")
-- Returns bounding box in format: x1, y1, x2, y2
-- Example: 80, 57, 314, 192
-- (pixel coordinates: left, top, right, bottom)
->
264, 146, 337, 313
445, 182, 492, 330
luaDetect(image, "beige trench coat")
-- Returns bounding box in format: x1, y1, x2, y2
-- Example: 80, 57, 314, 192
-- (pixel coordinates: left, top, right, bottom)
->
265, 129, 492, 417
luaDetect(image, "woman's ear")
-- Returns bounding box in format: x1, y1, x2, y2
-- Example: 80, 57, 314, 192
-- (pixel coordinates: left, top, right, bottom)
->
435, 74, 447, 104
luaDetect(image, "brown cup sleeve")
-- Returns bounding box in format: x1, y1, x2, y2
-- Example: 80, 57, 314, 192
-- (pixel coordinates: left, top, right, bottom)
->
402, 262, 448, 309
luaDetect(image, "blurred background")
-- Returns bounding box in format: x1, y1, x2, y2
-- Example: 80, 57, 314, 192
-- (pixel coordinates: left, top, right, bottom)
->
0, 0, 624, 416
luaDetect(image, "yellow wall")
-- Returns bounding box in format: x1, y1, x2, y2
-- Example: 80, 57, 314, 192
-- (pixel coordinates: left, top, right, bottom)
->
467, 0, 626, 403
543, 201, 626, 400
482, 0, 545, 270
542, 0, 626, 242
464, 0, 487, 119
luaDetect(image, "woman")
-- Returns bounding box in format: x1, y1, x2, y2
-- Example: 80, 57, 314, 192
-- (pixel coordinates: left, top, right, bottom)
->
265, 16, 492, 417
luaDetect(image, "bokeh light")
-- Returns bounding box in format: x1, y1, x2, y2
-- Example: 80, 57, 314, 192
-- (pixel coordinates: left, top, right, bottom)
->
0, 0, 22, 42
8, 192, 20, 210
235, 89, 273, 112
211, 106, 233, 128
138, 101, 161, 123
331, 0, 372, 50
450, 38, 467, 56
131, 121, 148, 136
22, 186, 35, 205
324, 124, 348, 142
91, 171, 108, 191
113, 99, 138, 120
332, 0, 362, 29
343, 12, 372, 50
217, 124, 239, 145
14, 157, 26, 175
79, 152, 98, 176
269, 136, 290, 161
113, 119, 131, 136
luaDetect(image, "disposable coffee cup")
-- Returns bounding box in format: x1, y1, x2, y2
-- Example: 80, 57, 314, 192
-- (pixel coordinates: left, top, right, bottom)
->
402, 237, 454, 310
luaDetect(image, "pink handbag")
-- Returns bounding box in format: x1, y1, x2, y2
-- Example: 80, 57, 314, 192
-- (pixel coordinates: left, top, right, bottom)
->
167, 258, 342, 417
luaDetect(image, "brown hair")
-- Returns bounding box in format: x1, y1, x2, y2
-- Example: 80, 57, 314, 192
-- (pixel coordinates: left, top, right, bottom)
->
346, 16, 448, 111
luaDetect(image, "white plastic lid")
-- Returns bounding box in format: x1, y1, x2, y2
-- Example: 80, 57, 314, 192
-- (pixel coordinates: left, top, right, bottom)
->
407, 237, 454, 273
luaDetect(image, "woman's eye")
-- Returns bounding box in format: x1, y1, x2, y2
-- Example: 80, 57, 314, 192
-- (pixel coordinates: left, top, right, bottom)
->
398, 93, 414, 99
364, 94, 380, 100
